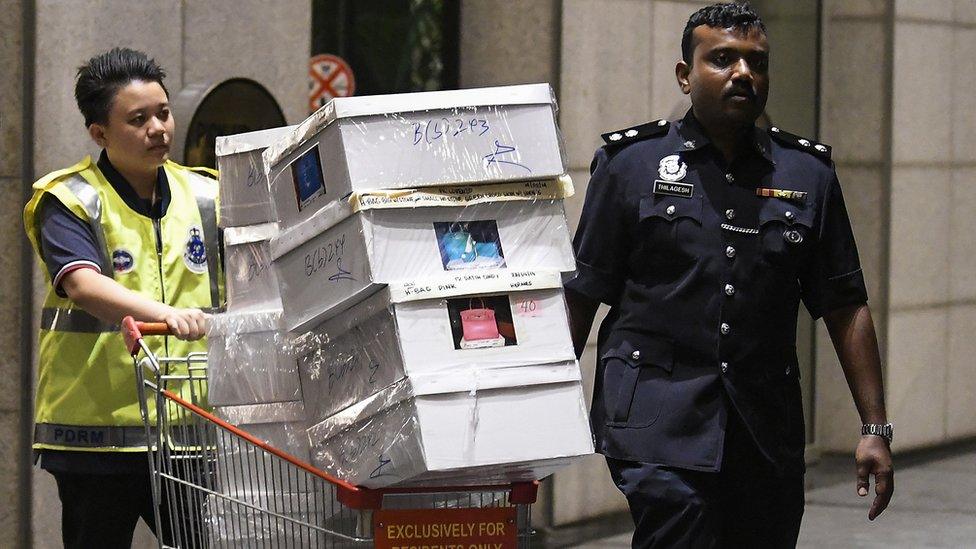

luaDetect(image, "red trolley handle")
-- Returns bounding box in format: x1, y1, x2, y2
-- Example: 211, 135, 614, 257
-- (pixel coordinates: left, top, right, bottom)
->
122, 316, 172, 356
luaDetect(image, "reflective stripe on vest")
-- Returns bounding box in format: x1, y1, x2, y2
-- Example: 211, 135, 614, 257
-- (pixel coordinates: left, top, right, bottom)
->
186, 170, 220, 307
60, 174, 114, 277
34, 423, 152, 448
34, 423, 203, 449
41, 307, 116, 333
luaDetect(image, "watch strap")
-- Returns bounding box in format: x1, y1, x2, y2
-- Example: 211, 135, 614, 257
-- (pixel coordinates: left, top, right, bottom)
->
861, 422, 893, 443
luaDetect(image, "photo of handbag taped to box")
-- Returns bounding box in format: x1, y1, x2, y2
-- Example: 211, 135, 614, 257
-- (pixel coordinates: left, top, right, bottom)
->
447, 294, 517, 349
434, 220, 506, 271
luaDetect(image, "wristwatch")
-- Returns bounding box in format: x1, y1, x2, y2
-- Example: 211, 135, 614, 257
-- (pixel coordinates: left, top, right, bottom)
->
861, 423, 893, 444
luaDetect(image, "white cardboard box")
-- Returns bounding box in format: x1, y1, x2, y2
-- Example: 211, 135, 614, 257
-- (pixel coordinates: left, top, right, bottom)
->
216, 125, 296, 227
271, 181, 575, 333
263, 83, 566, 230
294, 279, 577, 426
306, 366, 593, 488
207, 310, 300, 407
223, 223, 282, 312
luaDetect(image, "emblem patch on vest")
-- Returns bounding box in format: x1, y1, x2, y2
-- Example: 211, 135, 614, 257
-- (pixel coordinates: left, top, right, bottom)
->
112, 249, 135, 274
658, 154, 688, 181
184, 226, 208, 274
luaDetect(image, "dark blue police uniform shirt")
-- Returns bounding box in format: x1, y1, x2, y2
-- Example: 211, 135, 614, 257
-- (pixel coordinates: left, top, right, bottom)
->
567, 111, 868, 475
36, 150, 170, 475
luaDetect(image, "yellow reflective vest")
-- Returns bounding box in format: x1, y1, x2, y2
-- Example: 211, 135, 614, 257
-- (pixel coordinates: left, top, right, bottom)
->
23, 156, 220, 452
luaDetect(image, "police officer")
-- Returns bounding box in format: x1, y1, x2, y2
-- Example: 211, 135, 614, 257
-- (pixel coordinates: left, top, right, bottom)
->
566, 3, 893, 547
23, 48, 220, 548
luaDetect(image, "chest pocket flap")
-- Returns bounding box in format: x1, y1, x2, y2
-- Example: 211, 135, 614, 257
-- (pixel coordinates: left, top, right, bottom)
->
639, 192, 703, 225
758, 198, 815, 229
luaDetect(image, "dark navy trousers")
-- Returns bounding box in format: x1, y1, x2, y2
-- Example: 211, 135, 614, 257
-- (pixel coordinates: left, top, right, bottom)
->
607, 411, 805, 548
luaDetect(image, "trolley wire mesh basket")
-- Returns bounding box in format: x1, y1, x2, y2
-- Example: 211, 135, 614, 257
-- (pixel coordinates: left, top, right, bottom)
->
122, 317, 535, 548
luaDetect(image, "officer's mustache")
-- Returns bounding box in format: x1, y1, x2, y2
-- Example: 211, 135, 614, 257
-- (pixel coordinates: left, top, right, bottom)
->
723, 86, 756, 101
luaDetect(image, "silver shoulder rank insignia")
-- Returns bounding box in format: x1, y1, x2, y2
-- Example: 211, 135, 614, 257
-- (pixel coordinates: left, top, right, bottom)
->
658, 154, 687, 182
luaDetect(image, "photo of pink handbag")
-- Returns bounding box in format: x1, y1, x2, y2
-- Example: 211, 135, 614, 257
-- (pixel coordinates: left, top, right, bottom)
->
460, 298, 500, 341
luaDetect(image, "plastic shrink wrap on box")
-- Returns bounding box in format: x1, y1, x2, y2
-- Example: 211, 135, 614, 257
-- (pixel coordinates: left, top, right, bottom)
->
271, 177, 575, 332
293, 276, 576, 426
207, 310, 299, 407
223, 223, 282, 312
216, 125, 296, 227
305, 364, 592, 489
263, 83, 567, 231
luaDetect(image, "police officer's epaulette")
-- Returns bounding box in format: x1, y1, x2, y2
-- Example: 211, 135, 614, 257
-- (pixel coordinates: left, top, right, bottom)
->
768, 126, 831, 161
601, 119, 670, 151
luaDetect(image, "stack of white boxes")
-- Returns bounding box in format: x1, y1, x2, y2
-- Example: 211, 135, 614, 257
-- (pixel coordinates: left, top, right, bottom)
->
209, 84, 594, 494
207, 126, 328, 543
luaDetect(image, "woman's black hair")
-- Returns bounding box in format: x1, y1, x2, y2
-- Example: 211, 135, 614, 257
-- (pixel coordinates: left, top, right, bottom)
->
74, 47, 168, 127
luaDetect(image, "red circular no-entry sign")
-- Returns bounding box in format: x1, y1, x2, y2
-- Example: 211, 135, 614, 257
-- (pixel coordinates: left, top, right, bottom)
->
308, 54, 355, 113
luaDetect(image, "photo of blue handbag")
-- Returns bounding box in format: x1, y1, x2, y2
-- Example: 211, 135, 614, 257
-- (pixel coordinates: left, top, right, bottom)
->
435, 220, 507, 270
441, 229, 476, 263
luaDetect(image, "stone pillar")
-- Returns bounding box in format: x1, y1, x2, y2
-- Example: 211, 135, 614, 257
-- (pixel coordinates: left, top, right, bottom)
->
0, 0, 28, 545
817, 0, 976, 453
458, 0, 561, 90
815, 0, 893, 453
886, 0, 976, 449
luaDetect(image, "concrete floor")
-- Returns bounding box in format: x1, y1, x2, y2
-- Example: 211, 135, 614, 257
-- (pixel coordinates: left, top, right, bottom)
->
34, 441, 976, 548
556, 441, 976, 548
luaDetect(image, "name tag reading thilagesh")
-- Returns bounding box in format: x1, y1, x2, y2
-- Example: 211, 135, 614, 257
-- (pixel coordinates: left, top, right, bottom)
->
653, 179, 694, 199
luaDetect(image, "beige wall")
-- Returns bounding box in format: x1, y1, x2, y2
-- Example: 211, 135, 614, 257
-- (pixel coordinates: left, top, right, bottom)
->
887, 0, 976, 450
816, 0, 892, 453
0, 0, 26, 545
816, 0, 976, 454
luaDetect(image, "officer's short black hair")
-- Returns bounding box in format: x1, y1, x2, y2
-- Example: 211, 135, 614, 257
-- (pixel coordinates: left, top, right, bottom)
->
681, 2, 766, 65
74, 47, 169, 127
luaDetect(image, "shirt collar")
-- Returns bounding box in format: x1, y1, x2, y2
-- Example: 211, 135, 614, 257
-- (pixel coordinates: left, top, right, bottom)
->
675, 110, 775, 165
97, 150, 171, 218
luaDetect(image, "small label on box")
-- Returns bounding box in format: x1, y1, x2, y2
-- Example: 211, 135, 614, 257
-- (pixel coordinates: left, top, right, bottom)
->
390, 270, 561, 302
514, 297, 541, 317
350, 175, 574, 211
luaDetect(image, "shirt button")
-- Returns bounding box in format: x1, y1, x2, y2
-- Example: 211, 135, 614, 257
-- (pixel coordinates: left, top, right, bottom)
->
720, 323, 730, 335
725, 209, 735, 220
666, 205, 676, 216
726, 173, 735, 184
631, 350, 641, 360
724, 284, 735, 296
721, 362, 729, 373
785, 210, 795, 222
725, 246, 736, 259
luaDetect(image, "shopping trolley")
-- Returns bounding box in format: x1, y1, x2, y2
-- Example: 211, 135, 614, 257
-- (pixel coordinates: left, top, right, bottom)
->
122, 316, 537, 548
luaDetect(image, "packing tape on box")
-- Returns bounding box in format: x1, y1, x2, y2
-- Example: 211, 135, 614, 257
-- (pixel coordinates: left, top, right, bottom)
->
388, 269, 563, 302
348, 174, 574, 212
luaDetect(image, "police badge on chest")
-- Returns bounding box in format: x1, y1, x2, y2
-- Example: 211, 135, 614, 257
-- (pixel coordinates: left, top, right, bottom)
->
653, 154, 694, 198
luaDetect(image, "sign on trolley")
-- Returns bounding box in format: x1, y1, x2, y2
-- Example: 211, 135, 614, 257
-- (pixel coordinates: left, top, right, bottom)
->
374, 507, 518, 549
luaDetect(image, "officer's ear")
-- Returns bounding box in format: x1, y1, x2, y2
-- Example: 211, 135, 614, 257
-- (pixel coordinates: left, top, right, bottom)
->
675, 61, 691, 95
88, 123, 108, 148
